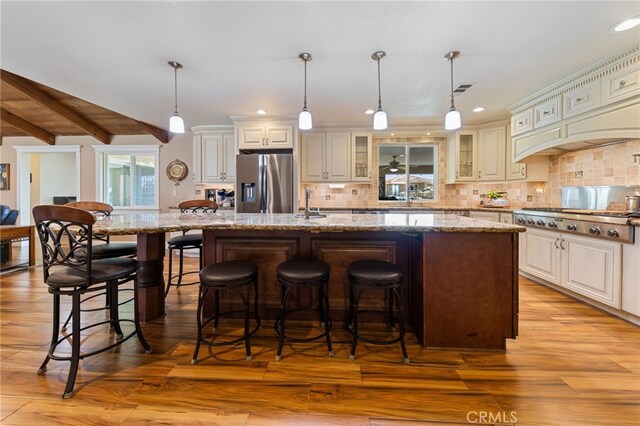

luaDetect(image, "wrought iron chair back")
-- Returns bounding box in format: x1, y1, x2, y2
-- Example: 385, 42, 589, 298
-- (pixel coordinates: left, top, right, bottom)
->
33, 205, 96, 285
178, 199, 218, 214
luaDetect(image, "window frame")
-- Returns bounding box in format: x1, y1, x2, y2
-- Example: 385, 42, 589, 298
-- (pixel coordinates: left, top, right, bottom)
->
378, 143, 439, 203
92, 145, 160, 210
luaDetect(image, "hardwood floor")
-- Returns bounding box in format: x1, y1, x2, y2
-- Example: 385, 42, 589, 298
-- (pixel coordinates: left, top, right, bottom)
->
1, 253, 639, 425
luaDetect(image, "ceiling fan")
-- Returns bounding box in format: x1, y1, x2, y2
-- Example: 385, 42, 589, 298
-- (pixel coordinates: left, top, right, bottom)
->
382, 155, 405, 173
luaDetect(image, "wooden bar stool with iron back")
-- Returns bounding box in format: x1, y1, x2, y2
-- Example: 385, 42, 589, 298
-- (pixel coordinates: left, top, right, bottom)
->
33, 205, 151, 399
61, 201, 138, 331
192, 260, 261, 363
347, 259, 409, 363
166, 200, 218, 297
275, 259, 333, 361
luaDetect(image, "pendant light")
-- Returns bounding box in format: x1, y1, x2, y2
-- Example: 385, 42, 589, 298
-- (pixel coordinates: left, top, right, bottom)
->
168, 61, 185, 134
298, 53, 313, 130
371, 51, 388, 130
444, 51, 461, 130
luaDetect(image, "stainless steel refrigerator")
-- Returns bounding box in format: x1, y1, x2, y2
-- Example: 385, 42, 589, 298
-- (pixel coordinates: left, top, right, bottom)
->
236, 154, 293, 213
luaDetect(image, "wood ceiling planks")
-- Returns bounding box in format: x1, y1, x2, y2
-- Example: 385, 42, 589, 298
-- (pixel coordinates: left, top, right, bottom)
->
0, 69, 172, 145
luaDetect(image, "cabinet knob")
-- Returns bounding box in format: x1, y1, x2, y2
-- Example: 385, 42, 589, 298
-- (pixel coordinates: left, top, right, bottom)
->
576, 97, 583, 102
555, 238, 560, 249
543, 110, 550, 115
619, 80, 626, 88
478, 170, 482, 179
517, 121, 524, 126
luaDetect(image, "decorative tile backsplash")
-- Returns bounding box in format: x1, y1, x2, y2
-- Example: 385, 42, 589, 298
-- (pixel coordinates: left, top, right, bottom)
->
299, 138, 640, 209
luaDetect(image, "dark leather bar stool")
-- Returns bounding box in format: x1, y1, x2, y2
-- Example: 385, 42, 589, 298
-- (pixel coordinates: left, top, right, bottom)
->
33, 205, 151, 399
192, 260, 261, 363
275, 259, 333, 361
166, 200, 218, 297
347, 259, 409, 363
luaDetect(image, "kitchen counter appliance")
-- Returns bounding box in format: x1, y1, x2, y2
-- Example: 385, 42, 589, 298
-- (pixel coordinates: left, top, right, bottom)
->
515, 186, 640, 244
514, 208, 637, 243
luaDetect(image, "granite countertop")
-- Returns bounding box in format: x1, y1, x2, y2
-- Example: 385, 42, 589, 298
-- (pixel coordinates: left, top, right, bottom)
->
301, 206, 515, 213
94, 211, 525, 235
630, 218, 640, 226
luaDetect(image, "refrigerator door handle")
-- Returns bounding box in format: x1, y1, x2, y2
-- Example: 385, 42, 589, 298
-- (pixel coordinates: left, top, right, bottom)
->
259, 155, 267, 213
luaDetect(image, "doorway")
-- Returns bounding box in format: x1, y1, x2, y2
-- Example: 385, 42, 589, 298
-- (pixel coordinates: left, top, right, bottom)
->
14, 146, 81, 225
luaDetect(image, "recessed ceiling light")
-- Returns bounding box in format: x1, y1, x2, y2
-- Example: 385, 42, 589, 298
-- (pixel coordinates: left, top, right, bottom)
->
364, 109, 375, 115
256, 109, 267, 115
426, 132, 431, 136
390, 133, 395, 136
473, 107, 485, 112
613, 16, 640, 32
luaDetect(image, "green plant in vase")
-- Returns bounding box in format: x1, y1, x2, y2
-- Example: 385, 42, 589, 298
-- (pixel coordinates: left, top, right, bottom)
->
487, 190, 502, 201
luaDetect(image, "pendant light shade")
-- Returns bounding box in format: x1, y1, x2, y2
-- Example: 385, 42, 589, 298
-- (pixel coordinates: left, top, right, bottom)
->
444, 51, 461, 130
168, 61, 185, 134
298, 53, 313, 130
372, 51, 388, 130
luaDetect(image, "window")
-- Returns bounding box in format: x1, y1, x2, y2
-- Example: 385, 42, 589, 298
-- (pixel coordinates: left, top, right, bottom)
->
378, 144, 438, 202
93, 145, 159, 209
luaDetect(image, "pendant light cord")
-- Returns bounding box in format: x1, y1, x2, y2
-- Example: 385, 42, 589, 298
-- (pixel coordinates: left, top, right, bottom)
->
303, 59, 308, 110
377, 58, 382, 109
449, 55, 455, 109
174, 66, 179, 114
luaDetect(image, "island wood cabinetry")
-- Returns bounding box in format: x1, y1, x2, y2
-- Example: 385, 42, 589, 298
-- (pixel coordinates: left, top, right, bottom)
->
192, 126, 235, 183
203, 228, 519, 350
236, 121, 294, 149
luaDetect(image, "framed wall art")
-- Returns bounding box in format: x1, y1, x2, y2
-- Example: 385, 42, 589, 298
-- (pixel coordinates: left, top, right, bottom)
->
0, 164, 9, 190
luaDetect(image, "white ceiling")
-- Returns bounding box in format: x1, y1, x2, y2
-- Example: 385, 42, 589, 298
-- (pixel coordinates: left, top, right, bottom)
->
2, 1, 639, 133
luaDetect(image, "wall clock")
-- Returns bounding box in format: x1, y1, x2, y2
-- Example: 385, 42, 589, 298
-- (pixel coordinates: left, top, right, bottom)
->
166, 159, 189, 185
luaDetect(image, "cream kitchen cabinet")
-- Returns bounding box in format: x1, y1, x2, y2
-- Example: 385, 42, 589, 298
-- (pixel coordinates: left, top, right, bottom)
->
520, 228, 622, 308
478, 126, 506, 181
505, 125, 549, 181
192, 126, 235, 184
300, 132, 351, 182
237, 122, 293, 149
351, 133, 372, 181
446, 131, 477, 183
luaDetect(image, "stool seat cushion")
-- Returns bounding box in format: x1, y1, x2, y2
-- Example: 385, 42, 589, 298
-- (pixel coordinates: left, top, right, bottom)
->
168, 233, 203, 248
348, 259, 403, 283
277, 260, 330, 282
92, 242, 137, 259
200, 260, 258, 284
46, 257, 138, 288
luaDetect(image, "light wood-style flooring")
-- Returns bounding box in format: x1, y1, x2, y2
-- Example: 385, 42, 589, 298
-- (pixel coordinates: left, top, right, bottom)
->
1, 250, 639, 425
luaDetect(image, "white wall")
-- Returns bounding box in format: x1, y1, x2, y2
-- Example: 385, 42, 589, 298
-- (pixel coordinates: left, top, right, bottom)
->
0, 133, 195, 211
39, 152, 76, 204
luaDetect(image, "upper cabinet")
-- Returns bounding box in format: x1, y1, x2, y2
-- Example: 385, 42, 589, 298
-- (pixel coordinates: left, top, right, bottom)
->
236, 120, 294, 149
510, 47, 640, 162
300, 130, 371, 182
446, 131, 477, 183
300, 132, 351, 182
351, 133, 373, 181
478, 126, 506, 181
192, 126, 236, 184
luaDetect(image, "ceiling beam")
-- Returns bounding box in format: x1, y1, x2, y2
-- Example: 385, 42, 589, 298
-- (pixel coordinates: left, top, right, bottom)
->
0, 69, 112, 144
136, 120, 173, 144
1, 108, 56, 145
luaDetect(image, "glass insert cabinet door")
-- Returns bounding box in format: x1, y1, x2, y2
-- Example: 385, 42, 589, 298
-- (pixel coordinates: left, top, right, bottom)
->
378, 144, 437, 202
457, 132, 476, 181
351, 133, 372, 181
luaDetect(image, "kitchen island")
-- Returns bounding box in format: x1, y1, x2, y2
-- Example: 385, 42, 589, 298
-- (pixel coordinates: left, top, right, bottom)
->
95, 212, 524, 350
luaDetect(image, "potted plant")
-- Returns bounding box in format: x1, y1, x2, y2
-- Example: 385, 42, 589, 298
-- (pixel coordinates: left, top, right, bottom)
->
487, 190, 509, 206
